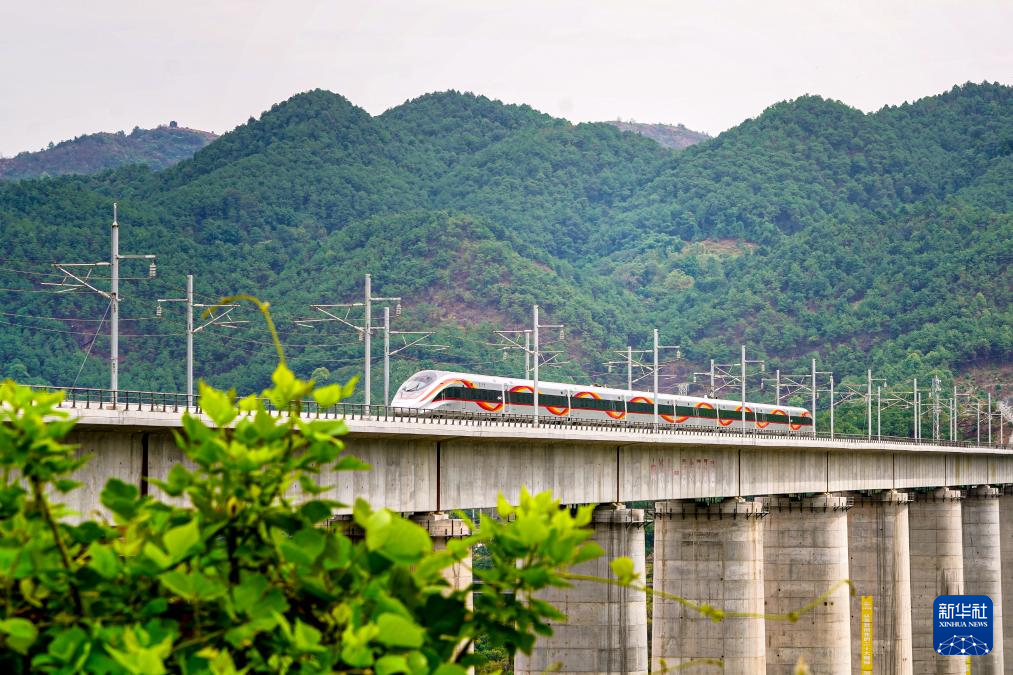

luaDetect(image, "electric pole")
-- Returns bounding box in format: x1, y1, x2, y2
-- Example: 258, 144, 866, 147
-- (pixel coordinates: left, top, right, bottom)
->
738, 346, 764, 433
491, 306, 566, 428
44, 203, 157, 406
604, 346, 651, 391
607, 334, 679, 424
987, 392, 992, 445
651, 330, 681, 426
870, 370, 886, 439
494, 329, 557, 380
877, 385, 882, 440
156, 274, 244, 406
295, 274, 403, 407
382, 313, 444, 405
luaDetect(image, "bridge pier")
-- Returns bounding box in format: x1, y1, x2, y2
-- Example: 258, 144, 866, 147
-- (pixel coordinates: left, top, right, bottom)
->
763, 494, 851, 675
411, 513, 473, 599
909, 487, 964, 675
846, 490, 913, 675
961, 486, 1003, 673
515, 503, 648, 675
651, 498, 766, 674
1000, 488, 1013, 674
66, 430, 143, 519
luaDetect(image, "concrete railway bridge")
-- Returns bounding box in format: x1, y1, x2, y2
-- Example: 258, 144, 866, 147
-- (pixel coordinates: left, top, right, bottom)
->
56, 400, 1013, 675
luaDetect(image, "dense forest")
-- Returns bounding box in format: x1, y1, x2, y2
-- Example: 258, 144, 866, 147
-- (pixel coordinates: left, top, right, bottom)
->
0, 83, 1009, 437
0, 125, 217, 181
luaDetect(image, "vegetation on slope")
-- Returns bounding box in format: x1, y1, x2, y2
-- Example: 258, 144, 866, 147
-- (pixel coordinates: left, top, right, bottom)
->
0, 125, 216, 181
0, 83, 1008, 436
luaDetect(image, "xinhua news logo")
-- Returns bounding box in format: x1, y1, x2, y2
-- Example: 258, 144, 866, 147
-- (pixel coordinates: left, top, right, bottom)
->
933, 595, 993, 656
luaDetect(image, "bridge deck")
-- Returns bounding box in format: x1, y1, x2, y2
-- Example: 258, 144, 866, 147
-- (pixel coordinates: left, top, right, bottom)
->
57, 404, 1013, 515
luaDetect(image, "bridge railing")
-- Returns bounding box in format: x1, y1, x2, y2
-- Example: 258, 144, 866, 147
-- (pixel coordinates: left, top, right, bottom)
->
30, 384, 1010, 451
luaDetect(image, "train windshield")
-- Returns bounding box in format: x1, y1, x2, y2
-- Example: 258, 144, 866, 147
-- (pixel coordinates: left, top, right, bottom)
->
398, 371, 438, 397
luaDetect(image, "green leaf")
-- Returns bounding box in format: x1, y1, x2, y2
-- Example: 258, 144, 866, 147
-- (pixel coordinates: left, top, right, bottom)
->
101, 478, 139, 520
199, 383, 237, 427
496, 493, 514, 518
375, 613, 424, 648
364, 509, 393, 551
513, 512, 548, 546
140, 598, 169, 619
334, 454, 370, 471
406, 651, 428, 675
165, 463, 192, 495
107, 643, 168, 675
340, 376, 359, 399
142, 542, 172, 570
280, 528, 325, 565
88, 543, 119, 579
432, 665, 468, 675
293, 620, 323, 652
163, 518, 200, 560
312, 383, 344, 408
237, 393, 261, 412
45, 626, 87, 664
610, 556, 638, 585
573, 541, 604, 564
232, 574, 269, 614
159, 570, 195, 599
341, 644, 374, 668
299, 500, 334, 523
378, 518, 432, 564
53, 479, 81, 493
159, 570, 225, 601
0, 617, 38, 654
375, 655, 409, 675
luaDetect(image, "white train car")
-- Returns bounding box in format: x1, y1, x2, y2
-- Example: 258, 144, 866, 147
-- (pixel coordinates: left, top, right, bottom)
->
390, 370, 813, 433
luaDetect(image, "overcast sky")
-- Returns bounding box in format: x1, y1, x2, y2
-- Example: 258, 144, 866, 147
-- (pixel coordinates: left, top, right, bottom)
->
1, 0, 1010, 156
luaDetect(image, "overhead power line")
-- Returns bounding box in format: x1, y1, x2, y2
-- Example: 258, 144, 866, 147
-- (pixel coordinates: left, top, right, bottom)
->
0, 317, 184, 337
0, 310, 157, 322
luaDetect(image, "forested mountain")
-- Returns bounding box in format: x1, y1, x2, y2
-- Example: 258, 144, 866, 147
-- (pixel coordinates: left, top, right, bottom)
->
0, 83, 1009, 435
605, 121, 710, 149
0, 125, 217, 181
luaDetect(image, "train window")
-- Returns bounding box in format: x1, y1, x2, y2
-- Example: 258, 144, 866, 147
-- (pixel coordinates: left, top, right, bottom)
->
400, 371, 438, 394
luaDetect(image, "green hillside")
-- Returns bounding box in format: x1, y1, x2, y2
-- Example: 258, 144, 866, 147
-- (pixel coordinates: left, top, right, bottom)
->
0, 125, 217, 181
0, 84, 1009, 436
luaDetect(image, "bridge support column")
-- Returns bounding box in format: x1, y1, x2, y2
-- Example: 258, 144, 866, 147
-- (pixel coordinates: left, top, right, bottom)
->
515, 503, 648, 675
1000, 488, 1013, 674
909, 488, 964, 674
961, 486, 1003, 673
847, 491, 913, 675
652, 498, 766, 674
411, 513, 473, 598
66, 430, 144, 519
763, 494, 851, 675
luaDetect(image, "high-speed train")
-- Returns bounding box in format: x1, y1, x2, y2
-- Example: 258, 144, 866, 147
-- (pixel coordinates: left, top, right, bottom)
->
391, 370, 813, 433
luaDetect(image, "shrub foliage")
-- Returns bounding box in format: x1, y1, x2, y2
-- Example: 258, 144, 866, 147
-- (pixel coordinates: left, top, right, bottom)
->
0, 368, 608, 673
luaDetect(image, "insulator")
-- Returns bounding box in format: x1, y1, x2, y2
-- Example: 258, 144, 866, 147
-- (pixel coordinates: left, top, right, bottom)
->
395, 303, 402, 317
358, 330, 364, 342
502, 350, 508, 361
155, 304, 163, 318
148, 262, 157, 278
607, 364, 612, 373
559, 327, 565, 340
